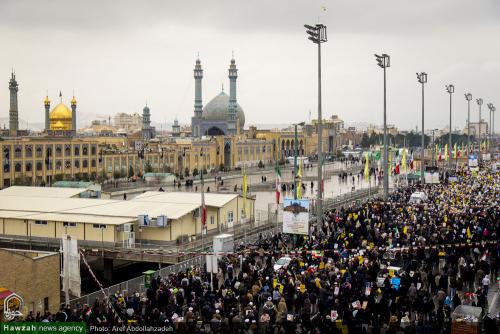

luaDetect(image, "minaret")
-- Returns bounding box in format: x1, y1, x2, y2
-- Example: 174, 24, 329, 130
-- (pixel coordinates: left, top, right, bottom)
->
9, 71, 19, 135
194, 57, 203, 118
44, 94, 50, 131
71, 95, 77, 130
227, 56, 238, 135
172, 117, 180, 137
142, 104, 151, 140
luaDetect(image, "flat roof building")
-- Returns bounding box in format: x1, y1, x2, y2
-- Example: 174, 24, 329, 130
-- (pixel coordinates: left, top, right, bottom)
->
0, 187, 254, 247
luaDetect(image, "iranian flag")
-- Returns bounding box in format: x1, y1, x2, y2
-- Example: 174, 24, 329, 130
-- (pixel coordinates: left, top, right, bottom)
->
201, 171, 206, 226
275, 163, 282, 204
85, 307, 92, 319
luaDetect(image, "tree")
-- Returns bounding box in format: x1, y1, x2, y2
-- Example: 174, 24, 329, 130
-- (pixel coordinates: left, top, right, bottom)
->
128, 165, 134, 178
193, 168, 199, 177
145, 160, 153, 173
184, 167, 190, 177
360, 133, 370, 148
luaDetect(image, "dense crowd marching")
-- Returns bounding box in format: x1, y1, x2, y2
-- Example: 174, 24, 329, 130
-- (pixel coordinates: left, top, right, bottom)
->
19, 166, 500, 333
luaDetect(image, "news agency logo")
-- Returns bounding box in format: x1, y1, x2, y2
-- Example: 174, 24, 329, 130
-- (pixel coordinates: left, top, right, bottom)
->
3, 292, 24, 320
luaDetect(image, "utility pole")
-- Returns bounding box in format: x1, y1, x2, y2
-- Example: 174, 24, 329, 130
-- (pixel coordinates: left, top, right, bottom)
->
417, 72, 428, 184
305, 23, 327, 225
446, 85, 454, 169
375, 53, 390, 199
465, 93, 472, 155
476, 98, 483, 161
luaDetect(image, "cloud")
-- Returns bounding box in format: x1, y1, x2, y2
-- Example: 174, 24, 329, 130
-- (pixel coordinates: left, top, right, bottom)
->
0, 0, 498, 132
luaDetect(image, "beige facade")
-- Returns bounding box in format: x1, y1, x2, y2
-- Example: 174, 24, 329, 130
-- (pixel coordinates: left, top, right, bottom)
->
0, 249, 60, 316
113, 113, 142, 133
0, 188, 254, 245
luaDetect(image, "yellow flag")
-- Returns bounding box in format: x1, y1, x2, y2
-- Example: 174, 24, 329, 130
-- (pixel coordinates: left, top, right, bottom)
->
453, 143, 457, 159
242, 168, 247, 217
297, 158, 303, 199
466, 227, 472, 239
444, 144, 448, 161
402, 148, 407, 173
364, 153, 369, 181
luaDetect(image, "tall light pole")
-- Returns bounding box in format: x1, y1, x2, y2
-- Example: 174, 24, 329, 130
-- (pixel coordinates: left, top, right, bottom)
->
305, 23, 327, 225
375, 53, 390, 200
476, 98, 483, 161
465, 93, 472, 155
416, 72, 427, 184
492, 106, 496, 152
487, 103, 494, 154
446, 85, 454, 169
293, 122, 305, 199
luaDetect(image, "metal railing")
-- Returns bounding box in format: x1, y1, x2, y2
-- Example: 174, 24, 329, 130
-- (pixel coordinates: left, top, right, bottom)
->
64, 255, 205, 308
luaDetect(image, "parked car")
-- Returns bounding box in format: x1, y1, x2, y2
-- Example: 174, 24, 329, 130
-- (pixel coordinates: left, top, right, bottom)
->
274, 257, 292, 271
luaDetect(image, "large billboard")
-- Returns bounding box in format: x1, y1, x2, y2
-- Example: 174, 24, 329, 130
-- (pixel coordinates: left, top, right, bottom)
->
283, 198, 310, 235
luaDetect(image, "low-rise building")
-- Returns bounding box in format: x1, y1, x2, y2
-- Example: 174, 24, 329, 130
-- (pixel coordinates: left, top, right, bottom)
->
0, 187, 255, 246
0, 248, 60, 316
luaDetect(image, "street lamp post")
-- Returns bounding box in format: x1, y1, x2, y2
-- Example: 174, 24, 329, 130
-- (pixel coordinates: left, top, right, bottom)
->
375, 53, 390, 200
492, 106, 496, 152
305, 23, 327, 225
446, 85, 454, 169
476, 98, 483, 161
465, 93, 472, 155
487, 103, 494, 154
416, 72, 427, 184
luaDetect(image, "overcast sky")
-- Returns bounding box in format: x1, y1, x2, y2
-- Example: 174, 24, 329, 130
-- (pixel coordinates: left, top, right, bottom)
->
0, 0, 499, 131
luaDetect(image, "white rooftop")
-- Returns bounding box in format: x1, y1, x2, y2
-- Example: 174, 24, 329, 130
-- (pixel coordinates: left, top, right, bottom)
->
0, 186, 86, 198
133, 191, 239, 208
0, 188, 242, 225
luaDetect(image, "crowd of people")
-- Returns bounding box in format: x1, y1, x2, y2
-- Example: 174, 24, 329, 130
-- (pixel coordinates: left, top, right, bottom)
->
16, 166, 500, 333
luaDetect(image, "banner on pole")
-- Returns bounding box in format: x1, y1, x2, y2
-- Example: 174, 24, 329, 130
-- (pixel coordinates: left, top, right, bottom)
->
282, 198, 310, 235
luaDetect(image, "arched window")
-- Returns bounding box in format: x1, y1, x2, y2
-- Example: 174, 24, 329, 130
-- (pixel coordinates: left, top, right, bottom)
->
25, 145, 33, 158
36, 161, 43, 171
65, 160, 71, 169
82, 160, 88, 168
55, 145, 62, 157
14, 163, 22, 172
36, 145, 43, 158
74, 160, 80, 168
64, 145, 71, 156
56, 160, 62, 170
14, 146, 22, 158
25, 162, 32, 172
91, 159, 96, 168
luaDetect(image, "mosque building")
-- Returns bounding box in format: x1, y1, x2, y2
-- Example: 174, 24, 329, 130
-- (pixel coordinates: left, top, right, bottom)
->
191, 57, 245, 138
44, 92, 77, 136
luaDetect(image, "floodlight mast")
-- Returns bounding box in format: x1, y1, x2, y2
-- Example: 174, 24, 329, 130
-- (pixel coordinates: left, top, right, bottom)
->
304, 23, 327, 227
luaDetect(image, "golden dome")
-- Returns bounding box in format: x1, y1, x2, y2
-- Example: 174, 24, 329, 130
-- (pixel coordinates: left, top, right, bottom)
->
50, 102, 72, 120
53, 121, 65, 130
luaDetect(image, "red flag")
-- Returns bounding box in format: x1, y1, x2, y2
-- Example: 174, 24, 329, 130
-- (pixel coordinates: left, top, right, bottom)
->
395, 164, 400, 175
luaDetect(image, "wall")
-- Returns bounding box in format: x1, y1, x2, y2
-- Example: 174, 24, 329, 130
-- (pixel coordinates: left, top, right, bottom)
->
0, 249, 60, 316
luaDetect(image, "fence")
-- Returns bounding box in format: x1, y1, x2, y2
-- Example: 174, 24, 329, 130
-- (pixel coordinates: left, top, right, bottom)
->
65, 255, 205, 308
